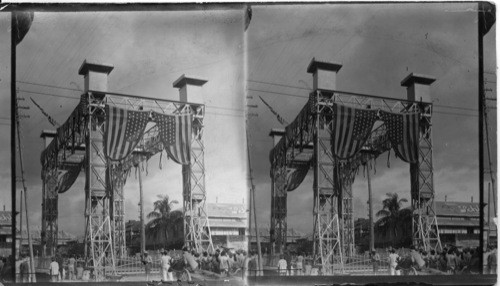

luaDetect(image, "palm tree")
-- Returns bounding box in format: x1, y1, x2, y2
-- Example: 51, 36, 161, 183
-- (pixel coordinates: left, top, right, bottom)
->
146, 194, 179, 247
375, 192, 408, 242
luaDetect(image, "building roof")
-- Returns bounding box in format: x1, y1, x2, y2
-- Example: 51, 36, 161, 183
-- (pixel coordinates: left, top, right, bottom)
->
206, 203, 247, 219
18, 229, 77, 242
172, 203, 247, 219
209, 219, 246, 229
435, 201, 481, 217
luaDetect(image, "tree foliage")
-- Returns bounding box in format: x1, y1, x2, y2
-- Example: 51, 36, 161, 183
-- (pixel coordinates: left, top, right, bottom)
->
146, 194, 179, 246
375, 192, 410, 243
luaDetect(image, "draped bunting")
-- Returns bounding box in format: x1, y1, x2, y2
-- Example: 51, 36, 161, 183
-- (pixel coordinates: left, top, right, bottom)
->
269, 95, 316, 169
57, 163, 83, 193
104, 105, 149, 161
331, 103, 378, 160
286, 163, 310, 192
41, 98, 86, 168
379, 111, 419, 163
154, 112, 192, 165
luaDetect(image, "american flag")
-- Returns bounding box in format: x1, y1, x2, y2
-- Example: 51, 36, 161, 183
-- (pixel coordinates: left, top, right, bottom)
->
104, 105, 149, 161
331, 103, 378, 159
154, 113, 192, 165
380, 111, 420, 163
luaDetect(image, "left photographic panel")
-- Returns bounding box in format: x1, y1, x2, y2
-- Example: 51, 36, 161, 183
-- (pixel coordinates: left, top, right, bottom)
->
2, 8, 249, 284
0, 9, 15, 282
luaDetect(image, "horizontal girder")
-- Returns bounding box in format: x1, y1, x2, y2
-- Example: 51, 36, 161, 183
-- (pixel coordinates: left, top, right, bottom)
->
41, 92, 206, 190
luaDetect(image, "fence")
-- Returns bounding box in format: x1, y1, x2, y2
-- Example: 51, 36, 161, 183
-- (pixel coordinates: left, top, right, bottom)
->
255, 253, 392, 276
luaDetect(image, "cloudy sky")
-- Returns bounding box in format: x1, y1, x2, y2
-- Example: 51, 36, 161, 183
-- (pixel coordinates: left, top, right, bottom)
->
0, 8, 248, 236
245, 3, 497, 235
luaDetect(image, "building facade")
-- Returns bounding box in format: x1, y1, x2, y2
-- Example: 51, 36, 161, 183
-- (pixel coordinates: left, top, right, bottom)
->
0, 211, 14, 257
353, 201, 497, 251
134, 203, 248, 252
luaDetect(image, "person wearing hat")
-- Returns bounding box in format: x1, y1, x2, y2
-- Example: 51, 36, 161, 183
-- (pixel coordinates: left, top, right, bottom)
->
370, 249, 380, 274
142, 252, 153, 281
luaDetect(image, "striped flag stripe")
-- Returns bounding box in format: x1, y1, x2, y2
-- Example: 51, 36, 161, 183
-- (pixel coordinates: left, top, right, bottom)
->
380, 111, 419, 164
332, 103, 378, 160
155, 112, 192, 165
104, 105, 149, 161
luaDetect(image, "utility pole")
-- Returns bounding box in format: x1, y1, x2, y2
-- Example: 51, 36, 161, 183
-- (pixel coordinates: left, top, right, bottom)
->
487, 183, 491, 246
138, 164, 146, 254
15, 95, 35, 282
19, 189, 23, 257
246, 102, 262, 275
11, 12, 18, 281
366, 160, 374, 251
478, 3, 485, 273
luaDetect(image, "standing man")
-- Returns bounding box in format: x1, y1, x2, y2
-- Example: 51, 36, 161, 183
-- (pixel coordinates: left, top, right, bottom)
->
296, 253, 304, 276
371, 249, 380, 274
277, 255, 287, 276
487, 246, 497, 274
20, 256, 29, 283
387, 249, 399, 275
49, 257, 59, 282
160, 250, 173, 282
142, 252, 153, 281
67, 255, 76, 281
410, 246, 426, 271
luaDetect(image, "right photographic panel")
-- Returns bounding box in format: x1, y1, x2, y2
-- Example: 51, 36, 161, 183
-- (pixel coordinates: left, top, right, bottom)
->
245, 2, 496, 284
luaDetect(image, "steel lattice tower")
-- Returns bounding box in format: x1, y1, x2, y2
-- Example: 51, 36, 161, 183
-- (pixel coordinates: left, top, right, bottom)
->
40, 61, 214, 280
269, 59, 442, 273
401, 74, 442, 252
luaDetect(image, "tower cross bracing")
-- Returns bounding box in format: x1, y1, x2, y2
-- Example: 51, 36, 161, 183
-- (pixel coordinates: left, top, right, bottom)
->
269, 63, 441, 273
40, 62, 214, 280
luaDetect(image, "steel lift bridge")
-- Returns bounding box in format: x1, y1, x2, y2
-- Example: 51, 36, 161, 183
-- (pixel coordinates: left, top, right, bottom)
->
269, 59, 442, 273
40, 61, 214, 279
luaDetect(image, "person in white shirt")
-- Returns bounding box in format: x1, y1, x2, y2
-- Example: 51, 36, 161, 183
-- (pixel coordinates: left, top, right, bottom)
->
277, 255, 287, 276
218, 251, 230, 277
296, 253, 304, 275
160, 250, 173, 282
49, 257, 59, 282
388, 249, 399, 275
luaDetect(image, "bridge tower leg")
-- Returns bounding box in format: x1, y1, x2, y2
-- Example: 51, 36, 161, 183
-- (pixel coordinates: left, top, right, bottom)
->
80, 61, 116, 280
401, 73, 442, 251
341, 170, 356, 257
308, 59, 344, 273
109, 164, 128, 258
269, 129, 287, 264
174, 75, 214, 253
40, 131, 58, 258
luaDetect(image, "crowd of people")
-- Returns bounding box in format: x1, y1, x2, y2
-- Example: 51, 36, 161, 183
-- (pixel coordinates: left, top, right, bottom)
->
141, 246, 261, 282
370, 244, 497, 275
276, 252, 311, 275
0, 244, 497, 282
